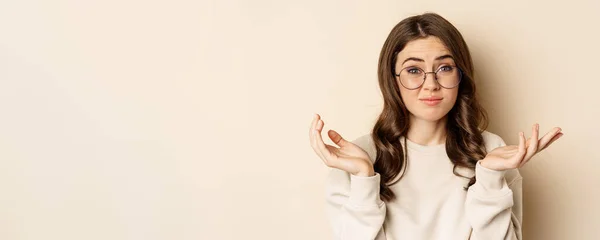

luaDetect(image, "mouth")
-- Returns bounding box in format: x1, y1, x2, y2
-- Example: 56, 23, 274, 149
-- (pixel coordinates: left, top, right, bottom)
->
420, 97, 443, 106
419, 97, 443, 101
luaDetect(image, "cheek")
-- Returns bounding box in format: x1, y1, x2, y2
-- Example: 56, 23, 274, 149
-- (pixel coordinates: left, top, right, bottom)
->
398, 88, 419, 110
398, 87, 412, 103
445, 90, 459, 106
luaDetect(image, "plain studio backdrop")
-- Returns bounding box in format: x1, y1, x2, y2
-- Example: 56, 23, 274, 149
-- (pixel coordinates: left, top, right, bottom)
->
1, 0, 599, 239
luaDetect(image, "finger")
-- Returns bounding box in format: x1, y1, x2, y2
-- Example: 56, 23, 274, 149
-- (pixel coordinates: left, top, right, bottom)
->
310, 116, 324, 157
311, 127, 325, 159
309, 114, 320, 138
309, 114, 320, 151
316, 118, 323, 131
521, 123, 540, 167
314, 119, 336, 166
311, 113, 321, 137
513, 132, 527, 167
328, 130, 349, 148
538, 127, 562, 151
540, 132, 564, 151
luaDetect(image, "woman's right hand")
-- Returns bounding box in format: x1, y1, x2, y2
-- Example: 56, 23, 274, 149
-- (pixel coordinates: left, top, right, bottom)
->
309, 114, 375, 177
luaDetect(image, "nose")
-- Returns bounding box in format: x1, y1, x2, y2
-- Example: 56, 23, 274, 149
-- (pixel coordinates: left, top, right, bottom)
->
422, 72, 440, 91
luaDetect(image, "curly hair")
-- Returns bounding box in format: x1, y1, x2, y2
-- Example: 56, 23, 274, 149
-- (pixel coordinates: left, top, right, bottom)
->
373, 12, 489, 202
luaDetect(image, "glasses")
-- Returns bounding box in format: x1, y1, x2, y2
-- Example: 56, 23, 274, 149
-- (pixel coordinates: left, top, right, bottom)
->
394, 65, 463, 90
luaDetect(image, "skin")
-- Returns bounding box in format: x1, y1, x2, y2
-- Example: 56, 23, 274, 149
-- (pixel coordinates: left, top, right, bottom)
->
309, 36, 564, 176
395, 36, 458, 146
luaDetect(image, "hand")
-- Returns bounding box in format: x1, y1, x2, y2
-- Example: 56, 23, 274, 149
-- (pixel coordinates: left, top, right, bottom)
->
309, 113, 374, 176
480, 123, 564, 171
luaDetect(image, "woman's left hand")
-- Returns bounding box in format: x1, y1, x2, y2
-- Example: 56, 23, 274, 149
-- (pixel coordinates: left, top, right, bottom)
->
479, 123, 564, 171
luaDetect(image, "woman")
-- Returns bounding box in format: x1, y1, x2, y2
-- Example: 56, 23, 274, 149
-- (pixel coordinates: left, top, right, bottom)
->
308, 13, 563, 240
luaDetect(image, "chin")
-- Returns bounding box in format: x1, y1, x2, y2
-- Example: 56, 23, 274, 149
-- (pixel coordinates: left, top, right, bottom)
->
415, 110, 450, 122
419, 116, 446, 122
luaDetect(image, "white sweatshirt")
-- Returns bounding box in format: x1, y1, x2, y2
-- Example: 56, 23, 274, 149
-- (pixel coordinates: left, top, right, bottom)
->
324, 131, 523, 240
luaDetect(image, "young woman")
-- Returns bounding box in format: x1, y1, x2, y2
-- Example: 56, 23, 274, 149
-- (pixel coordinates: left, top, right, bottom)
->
308, 13, 563, 240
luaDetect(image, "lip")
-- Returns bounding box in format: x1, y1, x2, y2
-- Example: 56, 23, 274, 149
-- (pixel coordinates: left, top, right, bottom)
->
420, 97, 443, 106
419, 97, 443, 101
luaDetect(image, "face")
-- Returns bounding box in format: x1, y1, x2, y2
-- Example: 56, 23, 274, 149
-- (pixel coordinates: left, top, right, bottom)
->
394, 36, 459, 123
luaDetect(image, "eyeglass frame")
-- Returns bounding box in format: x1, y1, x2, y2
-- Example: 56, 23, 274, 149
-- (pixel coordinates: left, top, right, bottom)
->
394, 65, 463, 90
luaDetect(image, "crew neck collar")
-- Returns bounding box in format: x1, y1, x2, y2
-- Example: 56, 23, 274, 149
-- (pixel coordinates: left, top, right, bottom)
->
400, 135, 446, 154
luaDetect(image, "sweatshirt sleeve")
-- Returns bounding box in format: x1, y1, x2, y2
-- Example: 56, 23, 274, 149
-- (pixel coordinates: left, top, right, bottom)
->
465, 160, 524, 240
324, 167, 387, 240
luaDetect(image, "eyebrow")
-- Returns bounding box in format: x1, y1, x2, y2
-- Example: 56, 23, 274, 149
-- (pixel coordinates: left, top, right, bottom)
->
401, 54, 454, 66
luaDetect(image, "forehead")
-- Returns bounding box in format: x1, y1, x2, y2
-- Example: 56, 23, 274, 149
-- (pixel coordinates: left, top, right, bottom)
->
396, 36, 451, 60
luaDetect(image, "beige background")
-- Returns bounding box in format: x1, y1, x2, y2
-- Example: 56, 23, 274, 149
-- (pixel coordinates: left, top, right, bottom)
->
0, 0, 598, 239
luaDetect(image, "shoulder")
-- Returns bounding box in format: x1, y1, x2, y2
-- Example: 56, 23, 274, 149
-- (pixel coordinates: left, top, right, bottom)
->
349, 133, 377, 164
481, 130, 507, 151
481, 130, 523, 183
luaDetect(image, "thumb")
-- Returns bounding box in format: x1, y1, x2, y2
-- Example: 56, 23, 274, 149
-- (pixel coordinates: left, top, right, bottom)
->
328, 130, 349, 147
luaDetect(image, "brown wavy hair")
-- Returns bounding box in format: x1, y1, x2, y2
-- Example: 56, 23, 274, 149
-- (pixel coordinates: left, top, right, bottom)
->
373, 12, 489, 202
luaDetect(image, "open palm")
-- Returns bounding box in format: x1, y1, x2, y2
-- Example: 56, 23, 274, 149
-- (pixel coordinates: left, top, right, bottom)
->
309, 114, 373, 176
480, 124, 564, 171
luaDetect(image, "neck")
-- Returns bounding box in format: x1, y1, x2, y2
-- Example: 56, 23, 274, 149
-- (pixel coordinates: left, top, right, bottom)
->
406, 115, 448, 146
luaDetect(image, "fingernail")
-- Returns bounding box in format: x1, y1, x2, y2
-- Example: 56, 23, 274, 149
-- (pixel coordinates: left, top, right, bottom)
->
536, 124, 539, 131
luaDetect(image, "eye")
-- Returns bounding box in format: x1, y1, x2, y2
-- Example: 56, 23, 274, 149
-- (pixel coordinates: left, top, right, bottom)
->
407, 68, 422, 74
438, 65, 454, 72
